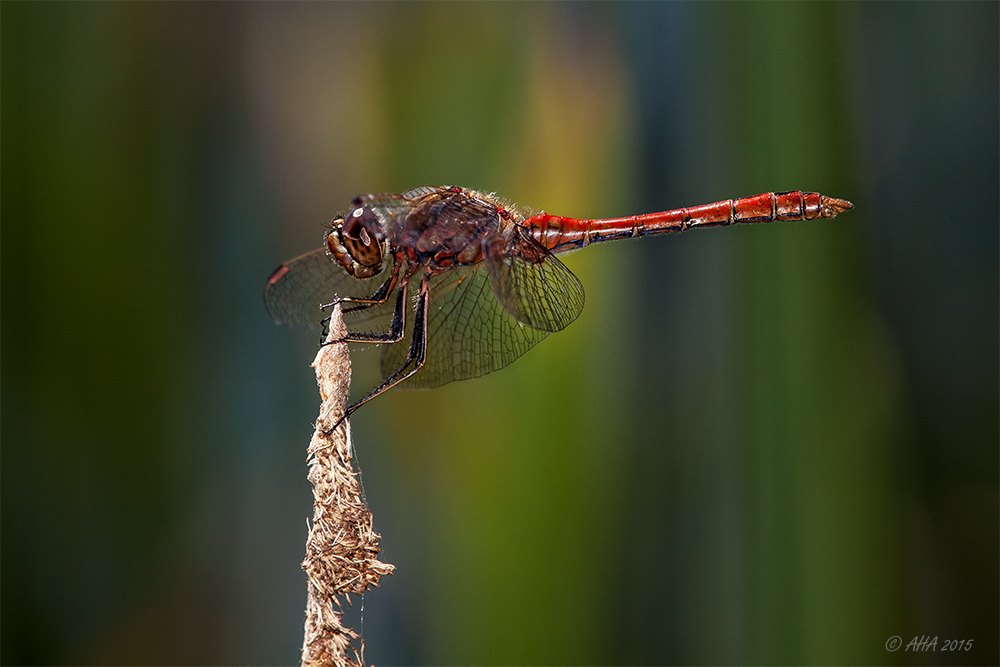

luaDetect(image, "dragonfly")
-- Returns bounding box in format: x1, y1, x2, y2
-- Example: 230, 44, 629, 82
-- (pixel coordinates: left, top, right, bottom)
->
265, 186, 852, 420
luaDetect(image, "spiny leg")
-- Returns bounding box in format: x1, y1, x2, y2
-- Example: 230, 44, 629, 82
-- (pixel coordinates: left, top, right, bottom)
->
322, 258, 400, 314
327, 271, 431, 431
319, 259, 401, 342
322, 273, 409, 347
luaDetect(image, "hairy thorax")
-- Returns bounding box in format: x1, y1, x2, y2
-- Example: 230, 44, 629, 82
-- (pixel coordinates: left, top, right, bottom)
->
393, 187, 525, 269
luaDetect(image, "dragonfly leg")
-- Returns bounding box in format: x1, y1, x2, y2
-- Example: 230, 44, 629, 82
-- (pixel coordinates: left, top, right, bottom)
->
318, 260, 401, 342
321, 274, 409, 346
326, 271, 431, 432
321, 257, 400, 314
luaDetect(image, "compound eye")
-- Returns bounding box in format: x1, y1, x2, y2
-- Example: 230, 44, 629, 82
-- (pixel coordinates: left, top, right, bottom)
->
327, 217, 348, 255
342, 206, 384, 268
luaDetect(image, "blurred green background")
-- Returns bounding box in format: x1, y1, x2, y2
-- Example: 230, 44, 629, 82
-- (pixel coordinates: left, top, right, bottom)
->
3, 2, 997, 665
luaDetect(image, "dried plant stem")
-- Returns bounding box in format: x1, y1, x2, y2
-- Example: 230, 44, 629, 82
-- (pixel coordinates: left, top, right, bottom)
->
301, 305, 394, 667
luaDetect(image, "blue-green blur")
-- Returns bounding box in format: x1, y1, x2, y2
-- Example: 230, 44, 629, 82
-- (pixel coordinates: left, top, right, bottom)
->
3, 2, 997, 665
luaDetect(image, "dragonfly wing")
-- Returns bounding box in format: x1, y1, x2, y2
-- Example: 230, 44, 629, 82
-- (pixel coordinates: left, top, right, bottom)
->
379, 265, 551, 389
484, 225, 585, 332
263, 247, 391, 329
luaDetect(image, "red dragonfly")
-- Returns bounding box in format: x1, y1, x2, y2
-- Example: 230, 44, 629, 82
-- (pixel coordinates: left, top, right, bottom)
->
265, 186, 852, 419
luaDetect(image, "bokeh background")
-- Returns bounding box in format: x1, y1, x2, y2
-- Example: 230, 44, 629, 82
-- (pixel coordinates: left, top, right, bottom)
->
3, 2, 997, 665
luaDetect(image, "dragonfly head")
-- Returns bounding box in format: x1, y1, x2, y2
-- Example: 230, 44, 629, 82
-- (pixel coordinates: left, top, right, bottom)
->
327, 205, 387, 279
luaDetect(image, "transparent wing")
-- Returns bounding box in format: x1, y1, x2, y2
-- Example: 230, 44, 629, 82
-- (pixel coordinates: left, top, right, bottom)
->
263, 247, 392, 329
355, 186, 444, 218
379, 265, 552, 389
484, 225, 585, 332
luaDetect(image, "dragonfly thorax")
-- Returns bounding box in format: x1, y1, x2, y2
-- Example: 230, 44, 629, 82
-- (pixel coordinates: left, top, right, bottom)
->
326, 206, 387, 279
